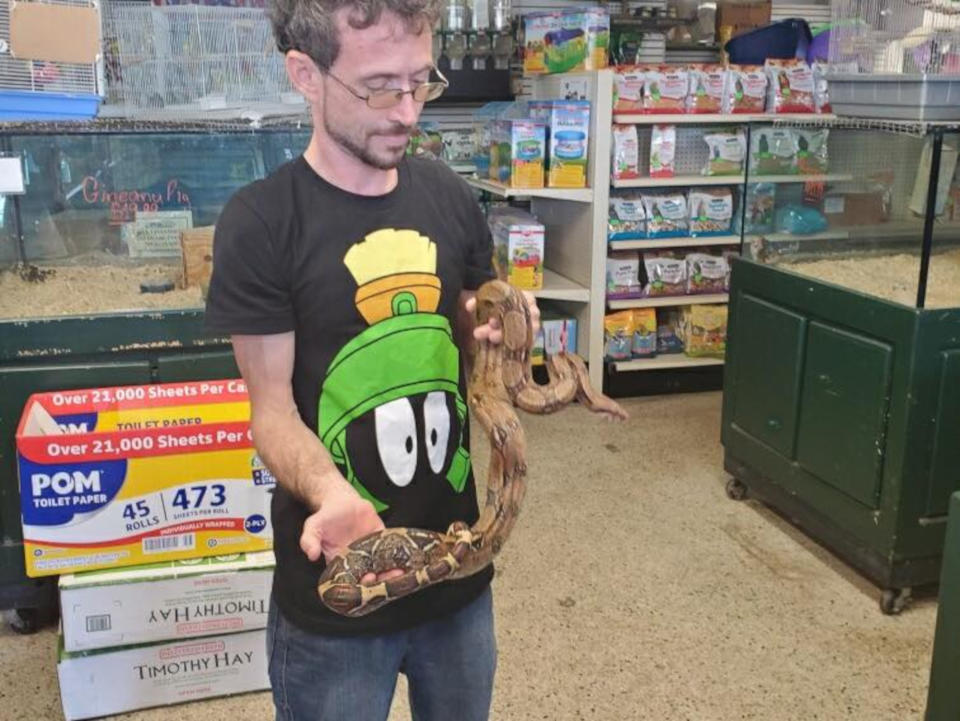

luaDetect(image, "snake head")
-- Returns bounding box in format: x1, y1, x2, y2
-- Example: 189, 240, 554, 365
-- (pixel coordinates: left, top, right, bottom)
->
474, 279, 514, 327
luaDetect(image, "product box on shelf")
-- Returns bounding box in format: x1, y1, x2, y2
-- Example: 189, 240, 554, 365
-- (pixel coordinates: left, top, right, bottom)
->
522, 8, 609, 75
530, 100, 591, 188
489, 208, 545, 290
59, 551, 274, 652
715, 0, 771, 41
824, 190, 890, 226
17, 380, 274, 577
532, 317, 578, 366
489, 119, 546, 188
57, 628, 269, 720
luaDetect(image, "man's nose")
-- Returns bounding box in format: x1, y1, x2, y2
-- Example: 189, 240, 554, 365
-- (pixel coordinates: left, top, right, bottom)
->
389, 91, 421, 128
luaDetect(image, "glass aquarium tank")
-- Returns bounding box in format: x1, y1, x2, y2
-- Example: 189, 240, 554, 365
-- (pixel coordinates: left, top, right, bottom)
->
0, 119, 310, 320
0, 118, 310, 626
723, 119, 960, 615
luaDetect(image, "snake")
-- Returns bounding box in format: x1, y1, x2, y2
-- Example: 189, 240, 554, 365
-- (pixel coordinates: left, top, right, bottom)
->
317, 279, 628, 617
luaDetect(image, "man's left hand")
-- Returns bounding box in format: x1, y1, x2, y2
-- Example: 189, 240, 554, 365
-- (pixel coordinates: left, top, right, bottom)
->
466, 290, 541, 345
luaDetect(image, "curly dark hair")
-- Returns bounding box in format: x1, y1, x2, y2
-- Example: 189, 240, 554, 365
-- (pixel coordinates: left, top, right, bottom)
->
269, 0, 441, 70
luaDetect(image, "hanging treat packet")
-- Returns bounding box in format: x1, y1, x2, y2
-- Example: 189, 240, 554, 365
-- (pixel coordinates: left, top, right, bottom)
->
650, 124, 676, 178
750, 128, 798, 175
703, 129, 746, 176
796, 128, 829, 174
643, 254, 687, 297
687, 64, 726, 114
613, 65, 645, 115
723, 65, 767, 114
765, 59, 816, 114
688, 187, 734, 236
608, 195, 646, 240
643, 65, 689, 113
611, 124, 640, 180
685, 252, 731, 294
642, 193, 689, 238
604, 310, 636, 361
632, 308, 658, 357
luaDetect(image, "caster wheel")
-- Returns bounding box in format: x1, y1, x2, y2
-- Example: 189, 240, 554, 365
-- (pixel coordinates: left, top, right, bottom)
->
6, 608, 39, 634
725, 478, 748, 501
880, 588, 912, 615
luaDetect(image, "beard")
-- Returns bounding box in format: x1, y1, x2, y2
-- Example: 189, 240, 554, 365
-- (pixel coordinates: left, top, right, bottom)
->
323, 103, 412, 171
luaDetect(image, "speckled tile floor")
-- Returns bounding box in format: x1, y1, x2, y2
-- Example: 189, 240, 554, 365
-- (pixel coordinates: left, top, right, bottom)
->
0, 392, 938, 721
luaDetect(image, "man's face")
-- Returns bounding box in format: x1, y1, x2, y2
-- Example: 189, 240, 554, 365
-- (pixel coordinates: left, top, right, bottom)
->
321, 11, 434, 170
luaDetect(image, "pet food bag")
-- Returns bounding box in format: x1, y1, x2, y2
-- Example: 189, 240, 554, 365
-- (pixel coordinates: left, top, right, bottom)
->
687, 65, 726, 114
643, 254, 687, 297
608, 195, 646, 241
604, 310, 636, 361
613, 65, 645, 115
612, 124, 640, 181
680, 304, 728, 358
643, 65, 689, 113
688, 188, 734, 237
796, 129, 829, 174
606, 251, 642, 297
765, 59, 815, 114
750, 128, 797, 175
632, 308, 658, 358
656, 308, 685, 354
685, 252, 731, 294
723, 65, 767, 114
703, 130, 746, 176
650, 124, 676, 178
642, 193, 688, 238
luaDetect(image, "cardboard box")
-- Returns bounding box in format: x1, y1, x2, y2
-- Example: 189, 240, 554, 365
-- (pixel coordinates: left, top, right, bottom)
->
58, 628, 269, 720
824, 191, 890, 227
716, 0, 771, 40
490, 119, 546, 189
532, 318, 578, 366
17, 380, 274, 577
59, 551, 274, 652
530, 100, 591, 189
488, 208, 545, 290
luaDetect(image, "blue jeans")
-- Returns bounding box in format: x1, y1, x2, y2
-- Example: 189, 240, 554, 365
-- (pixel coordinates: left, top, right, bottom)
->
266, 588, 497, 721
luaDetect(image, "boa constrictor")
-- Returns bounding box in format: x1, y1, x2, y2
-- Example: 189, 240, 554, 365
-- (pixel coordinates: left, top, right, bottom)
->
317, 279, 627, 617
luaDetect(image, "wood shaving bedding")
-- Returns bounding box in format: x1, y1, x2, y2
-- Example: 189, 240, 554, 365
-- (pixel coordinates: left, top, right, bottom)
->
0, 263, 203, 320
778, 249, 960, 309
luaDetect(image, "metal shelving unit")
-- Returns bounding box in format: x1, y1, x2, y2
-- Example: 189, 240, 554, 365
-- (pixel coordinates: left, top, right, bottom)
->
612, 175, 744, 189
609, 235, 741, 251
608, 293, 729, 310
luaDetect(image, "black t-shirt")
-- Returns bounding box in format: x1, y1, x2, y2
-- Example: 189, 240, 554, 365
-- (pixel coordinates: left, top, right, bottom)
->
205, 155, 495, 636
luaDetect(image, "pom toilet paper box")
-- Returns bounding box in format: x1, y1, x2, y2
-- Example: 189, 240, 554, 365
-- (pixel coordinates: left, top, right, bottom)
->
59, 551, 275, 652
17, 379, 275, 577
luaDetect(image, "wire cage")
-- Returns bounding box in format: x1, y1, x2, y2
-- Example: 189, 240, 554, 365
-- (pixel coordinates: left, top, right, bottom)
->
0, 0, 101, 118
102, 2, 295, 116
826, 0, 960, 119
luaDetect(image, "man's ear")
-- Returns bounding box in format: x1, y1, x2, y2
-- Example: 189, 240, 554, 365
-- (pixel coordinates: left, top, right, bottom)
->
285, 50, 323, 103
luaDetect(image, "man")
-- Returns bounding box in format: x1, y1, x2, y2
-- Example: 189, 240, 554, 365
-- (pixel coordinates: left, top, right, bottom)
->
204, 0, 540, 718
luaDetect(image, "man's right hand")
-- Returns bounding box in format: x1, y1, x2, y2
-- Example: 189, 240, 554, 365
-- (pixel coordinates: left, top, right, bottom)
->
299, 480, 403, 586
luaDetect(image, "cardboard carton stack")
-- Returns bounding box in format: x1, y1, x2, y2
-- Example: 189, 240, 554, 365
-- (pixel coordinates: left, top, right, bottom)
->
15, 380, 276, 720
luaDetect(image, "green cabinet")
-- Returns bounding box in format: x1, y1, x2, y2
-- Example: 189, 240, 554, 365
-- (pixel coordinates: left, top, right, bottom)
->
723, 259, 960, 610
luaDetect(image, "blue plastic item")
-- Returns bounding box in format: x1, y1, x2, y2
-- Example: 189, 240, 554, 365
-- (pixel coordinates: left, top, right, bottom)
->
775, 204, 828, 235
725, 19, 812, 66
0, 91, 101, 121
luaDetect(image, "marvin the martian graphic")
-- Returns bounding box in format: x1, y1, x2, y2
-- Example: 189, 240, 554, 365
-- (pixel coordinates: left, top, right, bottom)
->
316, 229, 471, 513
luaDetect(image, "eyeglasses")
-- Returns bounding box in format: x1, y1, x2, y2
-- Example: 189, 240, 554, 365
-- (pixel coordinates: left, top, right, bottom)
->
324, 68, 449, 109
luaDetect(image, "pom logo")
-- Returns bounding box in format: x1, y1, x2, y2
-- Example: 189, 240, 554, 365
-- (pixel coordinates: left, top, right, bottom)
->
20, 459, 127, 526
31, 469, 102, 497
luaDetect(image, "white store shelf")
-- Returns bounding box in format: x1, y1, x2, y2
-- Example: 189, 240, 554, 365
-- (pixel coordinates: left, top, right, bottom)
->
465, 177, 594, 203
750, 173, 854, 184
609, 235, 741, 251
608, 293, 729, 309
612, 355, 725, 371
612, 175, 744, 189
612, 113, 837, 125
530, 269, 591, 302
